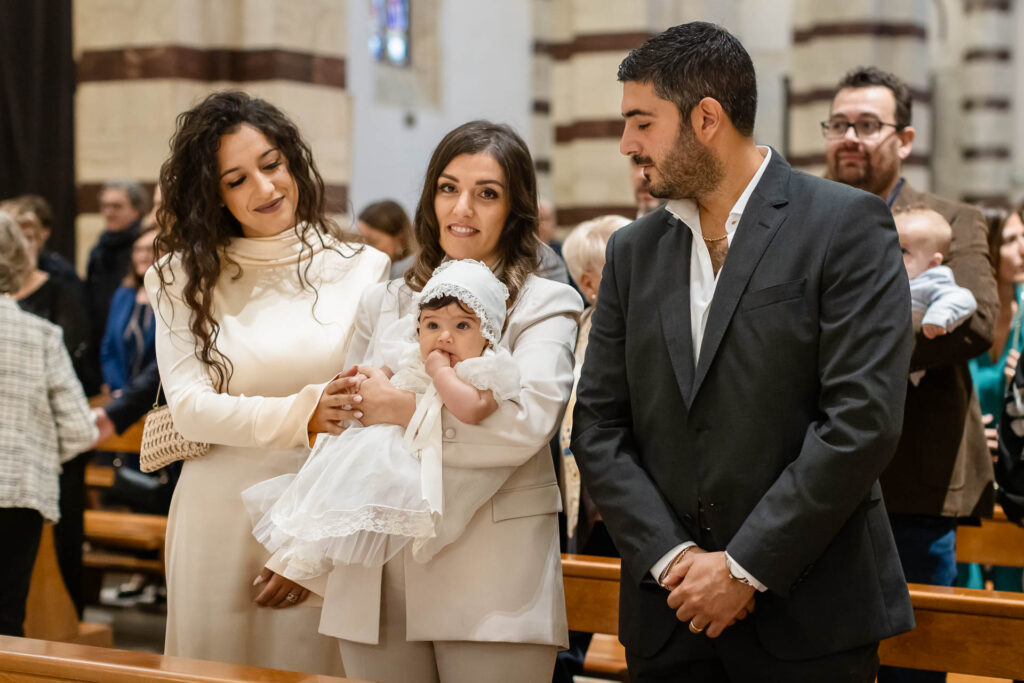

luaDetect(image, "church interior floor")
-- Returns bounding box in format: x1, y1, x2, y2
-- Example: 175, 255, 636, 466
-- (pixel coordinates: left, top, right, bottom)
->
83, 571, 165, 653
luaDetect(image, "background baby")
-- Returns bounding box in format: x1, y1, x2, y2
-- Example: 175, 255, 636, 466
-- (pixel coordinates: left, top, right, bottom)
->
896, 206, 977, 340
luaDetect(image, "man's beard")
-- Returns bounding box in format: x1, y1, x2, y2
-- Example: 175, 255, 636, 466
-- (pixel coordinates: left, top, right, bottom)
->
826, 151, 896, 198
826, 156, 871, 190
641, 127, 723, 201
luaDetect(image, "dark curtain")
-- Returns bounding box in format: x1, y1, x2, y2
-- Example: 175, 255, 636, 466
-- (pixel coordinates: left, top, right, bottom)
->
0, 0, 76, 263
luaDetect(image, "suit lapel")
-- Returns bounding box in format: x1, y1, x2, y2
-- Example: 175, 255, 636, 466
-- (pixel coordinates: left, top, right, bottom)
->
656, 213, 696, 408
690, 152, 791, 403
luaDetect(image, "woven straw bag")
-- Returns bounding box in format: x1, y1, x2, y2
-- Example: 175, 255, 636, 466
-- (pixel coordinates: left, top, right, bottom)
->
139, 384, 210, 473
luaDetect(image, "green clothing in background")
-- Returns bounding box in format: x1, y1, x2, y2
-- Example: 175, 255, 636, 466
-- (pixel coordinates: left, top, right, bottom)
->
969, 284, 1024, 419
962, 284, 1024, 593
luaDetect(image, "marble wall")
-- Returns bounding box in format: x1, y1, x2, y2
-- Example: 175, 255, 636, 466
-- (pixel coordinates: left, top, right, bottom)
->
70, 0, 1023, 269
73, 0, 349, 272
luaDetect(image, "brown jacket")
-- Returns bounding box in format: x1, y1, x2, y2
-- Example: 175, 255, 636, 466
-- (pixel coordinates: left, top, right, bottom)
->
883, 181, 997, 518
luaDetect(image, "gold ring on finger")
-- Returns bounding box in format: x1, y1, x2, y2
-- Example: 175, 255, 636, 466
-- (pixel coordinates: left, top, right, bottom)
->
688, 620, 705, 635
285, 592, 299, 604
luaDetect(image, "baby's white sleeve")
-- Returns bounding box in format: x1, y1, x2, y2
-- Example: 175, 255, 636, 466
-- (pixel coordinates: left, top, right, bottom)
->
454, 348, 522, 402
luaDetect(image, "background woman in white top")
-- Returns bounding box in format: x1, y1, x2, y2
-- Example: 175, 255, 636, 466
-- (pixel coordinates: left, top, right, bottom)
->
287, 120, 582, 683
145, 91, 389, 674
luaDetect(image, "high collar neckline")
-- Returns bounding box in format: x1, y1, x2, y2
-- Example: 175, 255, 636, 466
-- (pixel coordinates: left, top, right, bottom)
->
223, 226, 327, 267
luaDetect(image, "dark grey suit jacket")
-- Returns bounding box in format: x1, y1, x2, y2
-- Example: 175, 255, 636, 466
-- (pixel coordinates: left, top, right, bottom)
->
572, 151, 915, 660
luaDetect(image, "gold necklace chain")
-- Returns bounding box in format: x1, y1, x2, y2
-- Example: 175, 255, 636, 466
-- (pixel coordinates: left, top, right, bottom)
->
702, 233, 728, 242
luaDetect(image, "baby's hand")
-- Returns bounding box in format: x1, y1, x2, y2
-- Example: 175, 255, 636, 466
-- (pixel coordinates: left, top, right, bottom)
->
922, 324, 947, 339
332, 370, 367, 391
425, 349, 452, 376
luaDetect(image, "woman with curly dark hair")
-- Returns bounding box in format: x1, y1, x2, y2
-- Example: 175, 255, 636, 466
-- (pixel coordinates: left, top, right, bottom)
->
144, 91, 389, 674
278, 121, 581, 682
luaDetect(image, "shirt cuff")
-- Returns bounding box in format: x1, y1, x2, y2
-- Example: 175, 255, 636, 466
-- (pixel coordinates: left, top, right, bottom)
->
725, 552, 767, 592
650, 541, 697, 585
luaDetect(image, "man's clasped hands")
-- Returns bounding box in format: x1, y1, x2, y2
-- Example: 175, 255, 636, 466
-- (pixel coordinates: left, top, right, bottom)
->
661, 546, 756, 639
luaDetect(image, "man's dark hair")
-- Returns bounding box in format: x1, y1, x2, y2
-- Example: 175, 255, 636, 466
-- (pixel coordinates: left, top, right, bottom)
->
834, 66, 913, 129
617, 22, 757, 137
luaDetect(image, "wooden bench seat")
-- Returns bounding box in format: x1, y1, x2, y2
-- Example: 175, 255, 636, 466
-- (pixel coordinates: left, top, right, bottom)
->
956, 508, 1024, 568
85, 464, 115, 489
82, 509, 168, 577
880, 585, 1024, 678
83, 418, 169, 578
0, 635, 364, 682
84, 510, 167, 553
561, 554, 1024, 680
94, 420, 145, 454
25, 525, 112, 648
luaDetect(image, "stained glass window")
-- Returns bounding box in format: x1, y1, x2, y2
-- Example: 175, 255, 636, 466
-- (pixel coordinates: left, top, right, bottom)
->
369, 0, 410, 67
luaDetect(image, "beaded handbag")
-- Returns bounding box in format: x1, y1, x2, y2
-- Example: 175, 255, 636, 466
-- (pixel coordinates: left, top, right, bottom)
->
139, 383, 210, 472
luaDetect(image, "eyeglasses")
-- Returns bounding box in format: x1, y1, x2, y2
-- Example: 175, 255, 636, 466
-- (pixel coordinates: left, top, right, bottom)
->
820, 118, 901, 140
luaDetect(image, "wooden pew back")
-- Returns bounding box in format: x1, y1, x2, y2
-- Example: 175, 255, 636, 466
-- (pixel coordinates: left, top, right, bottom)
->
956, 508, 1024, 568
560, 554, 1024, 679
0, 636, 363, 683
83, 418, 168, 576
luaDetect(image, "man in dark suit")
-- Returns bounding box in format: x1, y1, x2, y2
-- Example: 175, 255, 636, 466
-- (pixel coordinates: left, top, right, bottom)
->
823, 65, 997, 683
86, 180, 147, 356
572, 23, 915, 681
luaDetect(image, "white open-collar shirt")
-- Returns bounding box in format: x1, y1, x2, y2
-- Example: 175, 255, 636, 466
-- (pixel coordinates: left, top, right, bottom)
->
650, 146, 772, 591
666, 146, 772, 364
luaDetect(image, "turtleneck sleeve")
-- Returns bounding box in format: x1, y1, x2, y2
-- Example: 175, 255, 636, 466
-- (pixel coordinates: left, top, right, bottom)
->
144, 235, 389, 450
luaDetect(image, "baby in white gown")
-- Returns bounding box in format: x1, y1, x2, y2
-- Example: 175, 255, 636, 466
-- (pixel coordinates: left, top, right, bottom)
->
242, 259, 520, 579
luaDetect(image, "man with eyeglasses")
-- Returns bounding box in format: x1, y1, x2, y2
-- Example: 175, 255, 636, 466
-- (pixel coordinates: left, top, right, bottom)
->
824, 66, 997, 683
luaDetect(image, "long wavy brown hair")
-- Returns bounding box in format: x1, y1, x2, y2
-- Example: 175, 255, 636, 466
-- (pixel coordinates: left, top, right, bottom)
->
153, 90, 352, 390
405, 121, 540, 306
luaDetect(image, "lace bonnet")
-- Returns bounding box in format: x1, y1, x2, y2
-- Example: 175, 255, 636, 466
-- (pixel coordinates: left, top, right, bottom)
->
417, 259, 510, 346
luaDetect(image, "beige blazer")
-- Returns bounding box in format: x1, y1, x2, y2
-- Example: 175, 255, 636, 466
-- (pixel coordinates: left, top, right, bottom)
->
273, 274, 580, 648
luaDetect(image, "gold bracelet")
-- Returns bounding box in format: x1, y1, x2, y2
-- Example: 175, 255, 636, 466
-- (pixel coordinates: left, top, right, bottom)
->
658, 546, 694, 588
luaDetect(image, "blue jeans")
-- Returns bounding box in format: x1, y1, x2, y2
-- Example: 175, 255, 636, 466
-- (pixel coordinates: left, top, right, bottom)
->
876, 514, 958, 683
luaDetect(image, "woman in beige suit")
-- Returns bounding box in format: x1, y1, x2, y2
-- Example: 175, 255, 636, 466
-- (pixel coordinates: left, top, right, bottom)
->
283, 121, 581, 682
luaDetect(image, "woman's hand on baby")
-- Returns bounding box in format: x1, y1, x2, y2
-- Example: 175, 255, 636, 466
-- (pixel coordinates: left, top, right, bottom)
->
347, 366, 417, 428
425, 349, 453, 377
252, 567, 309, 608
308, 368, 364, 434
922, 324, 947, 339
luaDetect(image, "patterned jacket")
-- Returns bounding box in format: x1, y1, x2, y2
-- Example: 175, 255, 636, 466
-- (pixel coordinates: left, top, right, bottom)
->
0, 297, 96, 521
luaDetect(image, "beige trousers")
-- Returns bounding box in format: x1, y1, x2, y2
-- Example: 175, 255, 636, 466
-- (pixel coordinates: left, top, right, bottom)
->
336, 553, 558, 683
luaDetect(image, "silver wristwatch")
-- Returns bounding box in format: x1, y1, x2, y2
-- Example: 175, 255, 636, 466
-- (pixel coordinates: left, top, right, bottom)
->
725, 555, 753, 587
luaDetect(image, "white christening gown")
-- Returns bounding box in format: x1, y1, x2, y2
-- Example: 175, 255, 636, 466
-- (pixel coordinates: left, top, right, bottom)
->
242, 315, 521, 579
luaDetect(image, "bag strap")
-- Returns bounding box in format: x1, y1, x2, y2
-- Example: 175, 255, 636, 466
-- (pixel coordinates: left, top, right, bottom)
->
153, 381, 163, 410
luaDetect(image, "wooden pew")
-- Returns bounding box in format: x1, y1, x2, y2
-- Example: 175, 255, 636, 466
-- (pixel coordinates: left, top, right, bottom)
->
94, 419, 146, 455
83, 510, 168, 575
0, 635, 365, 682
561, 554, 1024, 680
880, 585, 1024, 677
84, 418, 169, 577
562, 554, 626, 680
23, 526, 112, 648
957, 507, 1024, 568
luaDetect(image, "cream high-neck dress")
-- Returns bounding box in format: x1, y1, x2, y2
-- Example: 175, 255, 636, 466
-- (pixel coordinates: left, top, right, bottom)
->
144, 229, 389, 674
